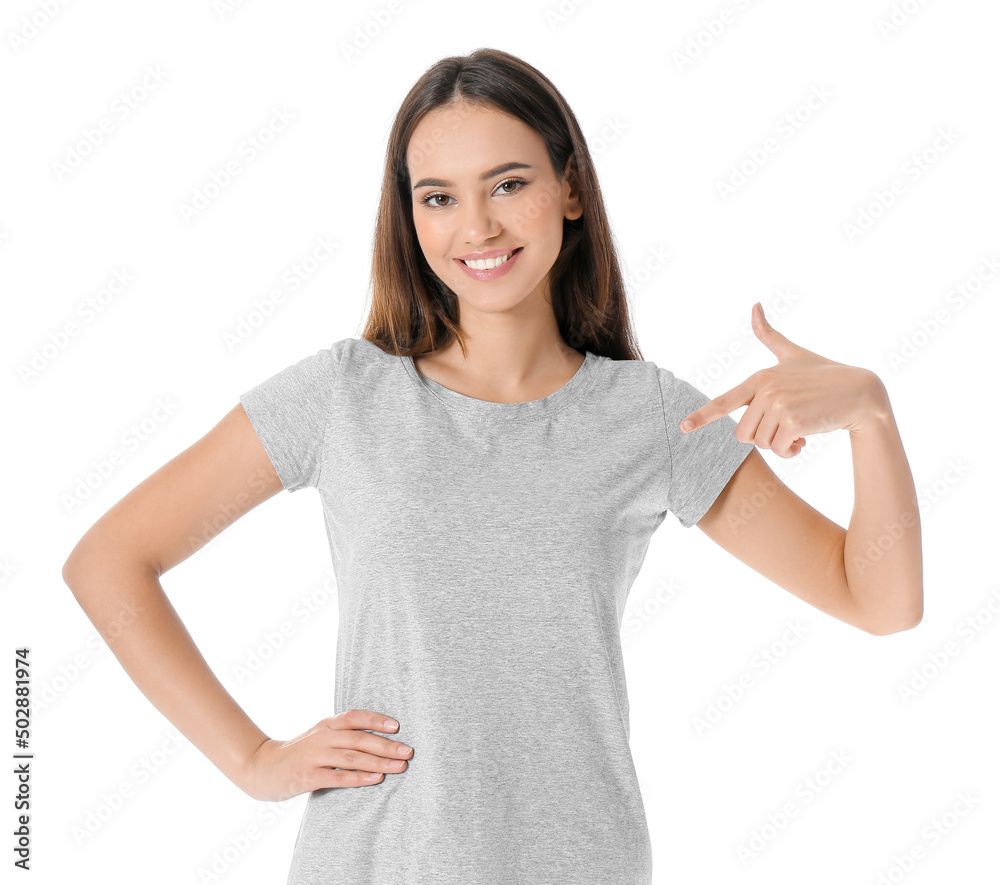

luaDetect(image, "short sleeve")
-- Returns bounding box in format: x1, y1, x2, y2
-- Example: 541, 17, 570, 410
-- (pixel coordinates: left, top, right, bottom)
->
657, 367, 756, 528
239, 345, 340, 492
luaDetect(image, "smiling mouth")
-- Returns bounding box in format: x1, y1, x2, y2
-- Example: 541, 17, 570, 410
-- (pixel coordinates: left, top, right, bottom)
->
456, 247, 522, 270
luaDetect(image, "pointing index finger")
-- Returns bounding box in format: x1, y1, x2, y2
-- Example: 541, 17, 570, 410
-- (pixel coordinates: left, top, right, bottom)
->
679, 379, 752, 433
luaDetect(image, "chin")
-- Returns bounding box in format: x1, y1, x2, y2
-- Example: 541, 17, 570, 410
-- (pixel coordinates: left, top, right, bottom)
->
456, 292, 530, 314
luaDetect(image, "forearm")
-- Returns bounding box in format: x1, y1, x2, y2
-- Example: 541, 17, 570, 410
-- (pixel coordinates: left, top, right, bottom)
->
843, 373, 924, 633
63, 556, 269, 787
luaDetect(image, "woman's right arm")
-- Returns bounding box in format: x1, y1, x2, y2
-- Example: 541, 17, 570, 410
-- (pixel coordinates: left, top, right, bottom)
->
61, 403, 412, 801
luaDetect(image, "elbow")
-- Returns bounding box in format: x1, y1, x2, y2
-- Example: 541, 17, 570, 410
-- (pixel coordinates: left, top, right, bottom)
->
62, 530, 115, 592
62, 548, 80, 589
62, 551, 90, 597
63, 541, 159, 598
62, 539, 105, 596
895, 610, 924, 634
862, 609, 923, 636
62, 532, 97, 589
850, 580, 923, 636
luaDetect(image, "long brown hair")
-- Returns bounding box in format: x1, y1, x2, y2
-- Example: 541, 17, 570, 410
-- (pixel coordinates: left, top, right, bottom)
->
360, 47, 643, 361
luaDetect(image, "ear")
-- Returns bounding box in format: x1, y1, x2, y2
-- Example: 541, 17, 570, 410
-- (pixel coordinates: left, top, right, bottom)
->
561, 154, 584, 221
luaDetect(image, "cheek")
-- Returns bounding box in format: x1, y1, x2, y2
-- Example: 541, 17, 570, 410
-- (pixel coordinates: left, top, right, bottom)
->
411, 214, 441, 255
414, 208, 446, 232
519, 210, 564, 250
509, 192, 562, 237
519, 183, 564, 234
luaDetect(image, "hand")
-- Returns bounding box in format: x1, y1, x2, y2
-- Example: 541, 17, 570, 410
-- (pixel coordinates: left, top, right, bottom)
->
235, 710, 414, 801
678, 302, 885, 458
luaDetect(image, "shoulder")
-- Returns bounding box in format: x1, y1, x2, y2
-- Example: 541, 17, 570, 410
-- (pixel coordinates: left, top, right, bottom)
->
334, 336, 411, 380
288, 336, 403, 375
594, 354, 681, 384
593, 355, 696, 409
592, 354, 660, 392
646, 362, 714, 411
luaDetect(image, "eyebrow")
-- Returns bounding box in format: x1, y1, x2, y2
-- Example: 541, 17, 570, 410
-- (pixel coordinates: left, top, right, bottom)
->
411, 162, 533, 191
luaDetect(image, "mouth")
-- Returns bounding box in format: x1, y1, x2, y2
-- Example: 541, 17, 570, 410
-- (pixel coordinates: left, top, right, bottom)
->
455, 247, 523, 270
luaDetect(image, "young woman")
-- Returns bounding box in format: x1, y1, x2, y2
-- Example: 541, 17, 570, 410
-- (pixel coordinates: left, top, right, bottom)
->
62, 47, 923, 884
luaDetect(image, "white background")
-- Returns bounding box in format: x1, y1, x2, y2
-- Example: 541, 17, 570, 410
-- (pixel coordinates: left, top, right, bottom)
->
3, 0, 998, 883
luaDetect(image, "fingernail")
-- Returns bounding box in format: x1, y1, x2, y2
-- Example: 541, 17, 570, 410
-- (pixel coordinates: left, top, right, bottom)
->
384, 718, 398, 730
680, 419, 694, 431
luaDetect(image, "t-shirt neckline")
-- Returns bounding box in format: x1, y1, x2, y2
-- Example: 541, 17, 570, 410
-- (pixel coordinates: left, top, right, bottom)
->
402, 349, 598, 422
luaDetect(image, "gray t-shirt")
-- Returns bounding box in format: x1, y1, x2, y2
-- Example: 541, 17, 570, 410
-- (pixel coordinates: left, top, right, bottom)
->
239, 337, 754, 885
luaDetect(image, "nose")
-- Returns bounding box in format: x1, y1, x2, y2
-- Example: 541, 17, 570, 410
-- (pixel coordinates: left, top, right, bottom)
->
456, 194, 502, 246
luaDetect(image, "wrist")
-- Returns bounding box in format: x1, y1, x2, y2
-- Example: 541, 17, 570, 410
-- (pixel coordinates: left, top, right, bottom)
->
225, 732, 272, 791
848, 370, 891, 436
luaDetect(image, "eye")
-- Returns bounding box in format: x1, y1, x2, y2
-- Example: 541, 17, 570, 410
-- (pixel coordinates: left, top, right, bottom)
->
418, 176, 528, 209
419, 192, 453, 209
495, 177, 527, 196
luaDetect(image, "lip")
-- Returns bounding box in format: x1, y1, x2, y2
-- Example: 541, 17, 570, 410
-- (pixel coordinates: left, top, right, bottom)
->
454, 247, 523, 281
455, 247, 520, 260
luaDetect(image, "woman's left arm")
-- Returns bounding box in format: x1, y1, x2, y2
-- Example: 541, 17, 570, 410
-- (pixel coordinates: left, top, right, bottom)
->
678, 302, 923, 635
841, 376, 923, 632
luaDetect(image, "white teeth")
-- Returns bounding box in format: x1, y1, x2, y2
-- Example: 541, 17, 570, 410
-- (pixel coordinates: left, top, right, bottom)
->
462, 249, 516, 270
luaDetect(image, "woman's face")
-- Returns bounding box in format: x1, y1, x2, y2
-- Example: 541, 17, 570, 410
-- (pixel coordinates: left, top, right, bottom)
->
407, 101, 582, 320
